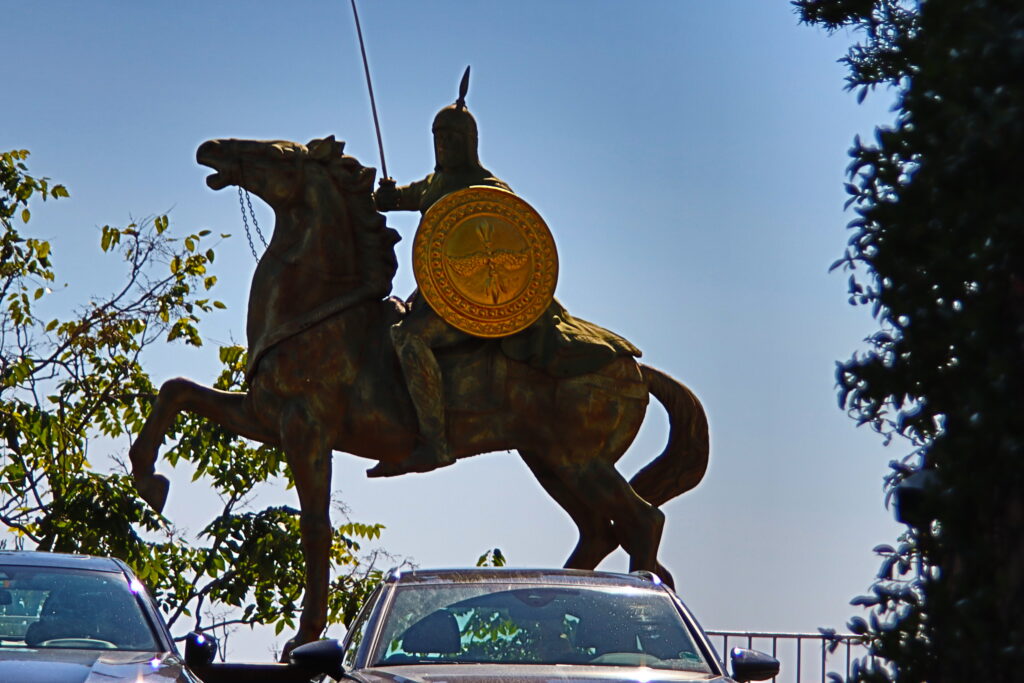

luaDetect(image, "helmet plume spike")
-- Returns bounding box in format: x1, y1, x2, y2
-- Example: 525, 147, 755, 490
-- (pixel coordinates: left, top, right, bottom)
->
432, 66, 481, 172
456, 66, 471, 109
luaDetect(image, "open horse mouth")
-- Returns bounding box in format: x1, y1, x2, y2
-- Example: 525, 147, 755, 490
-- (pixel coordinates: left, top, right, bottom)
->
204, 170, 232, 191
196, 140, 236, 191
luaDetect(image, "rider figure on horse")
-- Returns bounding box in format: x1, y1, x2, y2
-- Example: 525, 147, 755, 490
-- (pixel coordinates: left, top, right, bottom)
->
372, 71, 641, 478
371, 72, 508, 477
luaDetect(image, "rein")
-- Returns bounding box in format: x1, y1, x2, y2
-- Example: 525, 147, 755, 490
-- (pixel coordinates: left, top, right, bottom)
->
237, 166, 268, 261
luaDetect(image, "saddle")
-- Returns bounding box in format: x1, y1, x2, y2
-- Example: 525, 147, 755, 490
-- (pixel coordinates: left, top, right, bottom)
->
500, 298, 642, 379
388, 295, 642, 412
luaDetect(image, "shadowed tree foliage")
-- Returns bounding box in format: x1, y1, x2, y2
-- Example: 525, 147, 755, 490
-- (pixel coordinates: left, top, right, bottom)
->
795, 0, 1024, 680
0, 150, 386, 653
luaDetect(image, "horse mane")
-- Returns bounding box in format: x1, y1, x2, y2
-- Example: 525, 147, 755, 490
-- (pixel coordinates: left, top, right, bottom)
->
323, 151, 400, 300
245, 140, 400, 378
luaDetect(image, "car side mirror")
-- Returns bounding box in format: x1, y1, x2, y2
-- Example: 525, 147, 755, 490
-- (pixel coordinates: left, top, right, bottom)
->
184, 631, 218, 666
289, 638, 345, 680
730, 647, 780, 682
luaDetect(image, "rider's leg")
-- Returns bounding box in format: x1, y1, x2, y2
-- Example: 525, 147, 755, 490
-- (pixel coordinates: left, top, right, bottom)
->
369, 302, 465, 476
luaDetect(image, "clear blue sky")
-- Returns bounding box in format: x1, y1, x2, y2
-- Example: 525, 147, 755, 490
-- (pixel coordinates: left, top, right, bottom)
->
6, 0, 903, 660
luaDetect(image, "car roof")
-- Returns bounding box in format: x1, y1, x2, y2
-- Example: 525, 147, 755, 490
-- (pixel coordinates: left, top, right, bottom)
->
0, 550, 127, 573
388, 567, 667, 589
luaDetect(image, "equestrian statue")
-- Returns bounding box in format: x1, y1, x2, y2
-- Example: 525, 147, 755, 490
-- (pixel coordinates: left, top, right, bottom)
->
129, 72, 709, 654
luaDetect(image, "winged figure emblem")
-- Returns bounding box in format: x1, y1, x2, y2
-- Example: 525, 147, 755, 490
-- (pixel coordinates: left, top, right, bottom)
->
446, 220, 529, 303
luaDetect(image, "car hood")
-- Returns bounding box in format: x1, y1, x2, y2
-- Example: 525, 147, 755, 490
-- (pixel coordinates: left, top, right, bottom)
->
355, 664, 732, 683
0, 649, 196, 683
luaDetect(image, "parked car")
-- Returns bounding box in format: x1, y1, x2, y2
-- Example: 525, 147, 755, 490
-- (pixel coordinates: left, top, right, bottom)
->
0, 550, 220, 682
290, 567, 780, 683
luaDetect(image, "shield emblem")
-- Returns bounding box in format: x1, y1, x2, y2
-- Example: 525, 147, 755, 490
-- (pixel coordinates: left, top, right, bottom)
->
413, 186, 559, 338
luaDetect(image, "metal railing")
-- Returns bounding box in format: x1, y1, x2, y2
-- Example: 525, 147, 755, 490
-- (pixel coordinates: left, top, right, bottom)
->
705, 630, 865, 683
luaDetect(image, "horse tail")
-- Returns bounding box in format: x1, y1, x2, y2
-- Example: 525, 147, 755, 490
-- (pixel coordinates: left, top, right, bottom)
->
629, 364, 709, 507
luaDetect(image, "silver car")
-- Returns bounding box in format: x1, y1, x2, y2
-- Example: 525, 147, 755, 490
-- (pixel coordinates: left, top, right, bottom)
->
291, 568, 780, 683
0, 551, 216, 682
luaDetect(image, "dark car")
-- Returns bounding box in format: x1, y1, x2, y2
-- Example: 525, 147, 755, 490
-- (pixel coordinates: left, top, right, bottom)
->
0, 550, 218, 683
289, 567, 780, 683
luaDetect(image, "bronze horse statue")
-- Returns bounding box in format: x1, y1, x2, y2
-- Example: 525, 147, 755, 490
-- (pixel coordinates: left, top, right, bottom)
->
129, 135, 709, 652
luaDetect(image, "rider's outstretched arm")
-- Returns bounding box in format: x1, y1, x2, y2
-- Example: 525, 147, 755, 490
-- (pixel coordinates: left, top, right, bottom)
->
374, 176, 428, 212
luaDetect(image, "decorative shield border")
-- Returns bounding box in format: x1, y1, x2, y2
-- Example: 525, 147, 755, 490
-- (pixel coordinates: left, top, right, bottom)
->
413, 186, 558, 338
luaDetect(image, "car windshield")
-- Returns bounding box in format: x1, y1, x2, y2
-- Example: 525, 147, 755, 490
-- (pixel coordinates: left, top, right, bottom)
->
372, 583, 713, 673
0, 564, 160, 651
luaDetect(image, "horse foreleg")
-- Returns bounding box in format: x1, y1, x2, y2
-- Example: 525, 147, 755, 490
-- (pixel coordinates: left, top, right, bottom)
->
129, 377, 274, 512
278, 404, 333, 660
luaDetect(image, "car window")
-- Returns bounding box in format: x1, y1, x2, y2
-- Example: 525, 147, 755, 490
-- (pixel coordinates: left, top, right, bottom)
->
372, 583, 712, 673
0, 565, 160, 651
342, 584, 382, 670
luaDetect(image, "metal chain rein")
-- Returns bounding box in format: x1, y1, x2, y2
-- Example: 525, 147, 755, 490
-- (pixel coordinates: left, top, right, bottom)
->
237, 185, 268, 262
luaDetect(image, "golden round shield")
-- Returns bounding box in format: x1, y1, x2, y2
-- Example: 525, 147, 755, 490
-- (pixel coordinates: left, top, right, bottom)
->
413, 186, 558, 338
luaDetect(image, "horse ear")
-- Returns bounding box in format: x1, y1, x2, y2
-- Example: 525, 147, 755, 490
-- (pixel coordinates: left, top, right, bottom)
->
308, 135, 344, 160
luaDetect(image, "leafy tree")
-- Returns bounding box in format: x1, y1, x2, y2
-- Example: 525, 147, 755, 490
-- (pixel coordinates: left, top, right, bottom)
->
0, 150, 387, 653
476, 548, 506, 567
795, 0, 1024, 680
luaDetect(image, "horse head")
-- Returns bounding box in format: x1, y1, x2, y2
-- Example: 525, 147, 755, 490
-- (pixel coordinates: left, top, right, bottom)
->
197, 135, 373, 210
196, 135, 398, 372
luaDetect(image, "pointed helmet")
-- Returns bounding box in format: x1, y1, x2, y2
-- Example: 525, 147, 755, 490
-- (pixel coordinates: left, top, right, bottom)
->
432, 66, 481, 170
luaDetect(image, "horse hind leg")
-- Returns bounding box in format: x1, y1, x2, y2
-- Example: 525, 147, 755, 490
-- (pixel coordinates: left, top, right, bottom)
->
129, 377, 275, 513
572, 460, 668, 581
519, 450, 618, 569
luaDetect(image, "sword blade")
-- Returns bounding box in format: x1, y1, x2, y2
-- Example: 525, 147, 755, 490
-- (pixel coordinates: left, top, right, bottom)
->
350, 0, 389, 180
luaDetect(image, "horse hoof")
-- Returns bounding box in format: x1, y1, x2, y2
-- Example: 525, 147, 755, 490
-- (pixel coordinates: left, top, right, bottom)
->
135, 473, 170, 513
281, 634, 312, 662
281, 637, 298, 663
366, 462, 402, 478
656, 563, 676, 590
366, 451, 455, 478
366, 461, 437, 478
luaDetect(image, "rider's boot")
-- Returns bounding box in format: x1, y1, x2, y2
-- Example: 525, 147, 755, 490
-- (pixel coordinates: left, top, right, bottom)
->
367, 329, 455, 477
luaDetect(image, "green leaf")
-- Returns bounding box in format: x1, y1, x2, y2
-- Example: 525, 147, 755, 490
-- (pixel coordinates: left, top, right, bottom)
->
21, 208, 30, 223
218, 346, 244, 364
